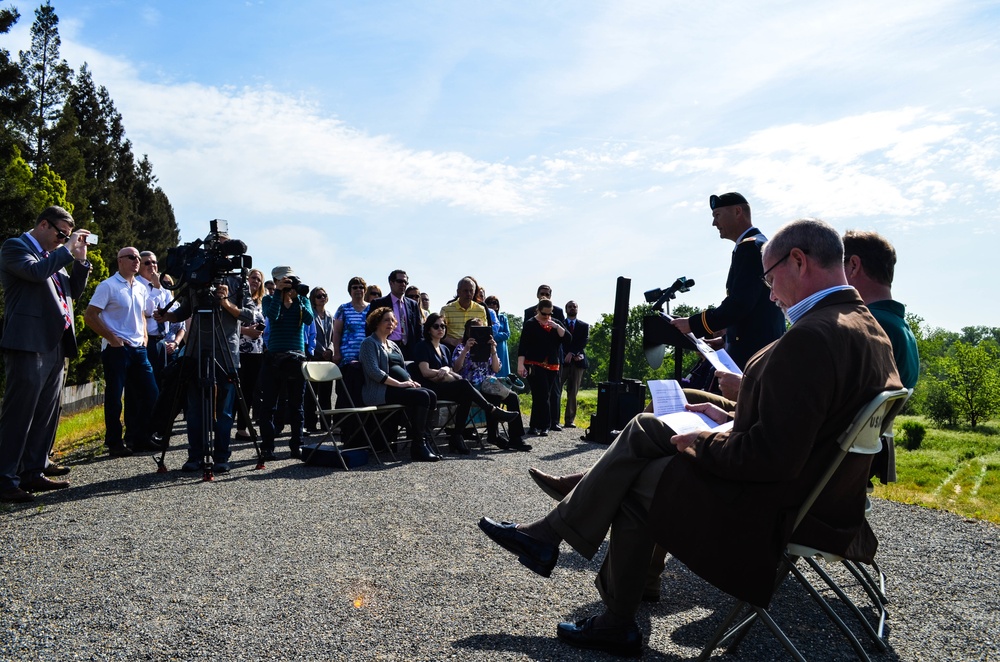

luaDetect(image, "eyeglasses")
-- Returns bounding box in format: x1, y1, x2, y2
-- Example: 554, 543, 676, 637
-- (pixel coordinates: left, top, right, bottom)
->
350, 285, 365, 290
119, 254, 140, 261
142, 260, 157, 266
538, 312, 553, 318
761, 253, 791, 289
431, 323, 446, 330
393, 279, 409, 285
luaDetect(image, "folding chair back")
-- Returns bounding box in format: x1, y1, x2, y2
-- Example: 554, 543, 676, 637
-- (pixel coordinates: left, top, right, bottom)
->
700, 388, 910, 662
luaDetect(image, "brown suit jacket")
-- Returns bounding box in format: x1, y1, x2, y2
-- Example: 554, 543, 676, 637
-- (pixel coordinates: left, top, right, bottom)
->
649, 288, 902, 607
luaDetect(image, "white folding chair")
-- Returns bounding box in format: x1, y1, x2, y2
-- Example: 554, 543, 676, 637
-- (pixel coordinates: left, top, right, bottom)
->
300, 362, 396, 468
699, 388, 910, 662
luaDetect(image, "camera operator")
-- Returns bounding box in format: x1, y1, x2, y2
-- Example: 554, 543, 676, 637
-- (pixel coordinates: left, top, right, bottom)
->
257, 266, 314, 461
155, 272, 254, 473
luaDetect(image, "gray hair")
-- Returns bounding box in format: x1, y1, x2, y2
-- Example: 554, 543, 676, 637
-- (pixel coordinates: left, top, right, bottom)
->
765, 218, 843, 269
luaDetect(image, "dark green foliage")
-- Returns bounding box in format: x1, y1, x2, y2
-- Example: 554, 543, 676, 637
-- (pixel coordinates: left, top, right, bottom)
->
923, 378, 958, 427
899, 420, 926, 450
18, 1, 73, 168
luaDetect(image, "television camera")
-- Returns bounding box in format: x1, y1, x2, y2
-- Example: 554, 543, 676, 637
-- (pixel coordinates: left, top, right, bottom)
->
160, 219, 251, 297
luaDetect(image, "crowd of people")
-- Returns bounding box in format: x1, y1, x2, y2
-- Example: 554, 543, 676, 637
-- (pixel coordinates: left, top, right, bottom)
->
0, 194, 922, 659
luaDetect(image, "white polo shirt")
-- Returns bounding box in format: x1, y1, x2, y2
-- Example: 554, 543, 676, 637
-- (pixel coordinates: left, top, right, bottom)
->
136, 274, 171, 336
89, 273, 152, 349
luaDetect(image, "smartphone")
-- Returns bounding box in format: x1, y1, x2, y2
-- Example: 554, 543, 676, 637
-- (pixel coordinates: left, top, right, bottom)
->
85, 234, 99, 245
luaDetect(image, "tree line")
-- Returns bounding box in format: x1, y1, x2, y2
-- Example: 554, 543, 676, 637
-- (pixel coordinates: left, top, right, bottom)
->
1, 2, 179, 387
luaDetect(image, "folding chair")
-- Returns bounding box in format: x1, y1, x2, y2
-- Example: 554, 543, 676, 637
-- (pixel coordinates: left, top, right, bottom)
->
300, 362, 397, 468
699, 388, 910, 662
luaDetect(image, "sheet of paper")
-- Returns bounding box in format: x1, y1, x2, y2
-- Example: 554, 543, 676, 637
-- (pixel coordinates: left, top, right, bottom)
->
656, 412, 735, 435
713, 349, 743, 376
647, 379, 687, 417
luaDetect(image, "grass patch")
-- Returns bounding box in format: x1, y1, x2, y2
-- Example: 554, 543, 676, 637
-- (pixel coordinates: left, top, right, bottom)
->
517, 387, 599, 429
52, 406, 107, 461
874, 414, 1000, 525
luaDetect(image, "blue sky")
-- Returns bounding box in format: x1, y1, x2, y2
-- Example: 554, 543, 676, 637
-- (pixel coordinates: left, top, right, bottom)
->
6, 0, 1000, 330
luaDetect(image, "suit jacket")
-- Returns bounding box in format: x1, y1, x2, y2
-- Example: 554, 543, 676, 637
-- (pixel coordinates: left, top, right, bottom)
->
564, 318, 590, 369
688, 227, 786, 369
649, 289, 902, 608
370, 294, 422, 357
0, 234, 90, 356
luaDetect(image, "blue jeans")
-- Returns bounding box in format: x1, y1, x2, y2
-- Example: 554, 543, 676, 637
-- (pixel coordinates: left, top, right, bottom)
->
102, 345, 159, 449
186, 371, 237, 464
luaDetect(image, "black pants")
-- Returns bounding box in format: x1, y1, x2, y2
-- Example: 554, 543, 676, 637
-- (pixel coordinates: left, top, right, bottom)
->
482, 391, 525, 441
426, 379, 495, 435
528, 367, 559, 431
383, 386, 437, 440
236, 352, 263, 432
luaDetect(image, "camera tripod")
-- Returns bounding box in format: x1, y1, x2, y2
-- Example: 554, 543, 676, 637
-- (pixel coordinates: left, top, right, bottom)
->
151, 283, 260, 480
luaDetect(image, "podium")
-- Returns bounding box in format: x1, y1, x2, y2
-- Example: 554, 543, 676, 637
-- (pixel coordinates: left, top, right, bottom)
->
642, 313, 698, 380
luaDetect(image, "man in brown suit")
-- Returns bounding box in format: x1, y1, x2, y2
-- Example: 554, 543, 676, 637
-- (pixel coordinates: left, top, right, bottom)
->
479, 218, 902, 657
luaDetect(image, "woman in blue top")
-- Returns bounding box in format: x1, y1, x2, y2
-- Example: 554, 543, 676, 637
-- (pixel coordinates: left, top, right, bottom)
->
484, 295, 511, 377
332, 276, 370, 365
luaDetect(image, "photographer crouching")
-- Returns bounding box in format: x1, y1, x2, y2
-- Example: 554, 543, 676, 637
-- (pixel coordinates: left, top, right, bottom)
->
155, 272, 254, 473
257, 266, 314, 461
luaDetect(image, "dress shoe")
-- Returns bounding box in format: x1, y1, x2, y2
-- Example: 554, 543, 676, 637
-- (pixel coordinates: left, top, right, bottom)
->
181, 459, 202, 472
486, 435, 509, 450
556, 615, 642, 657
564, 423, 577, 429
507, 439, 532, 452
490, 407, 521, 424
0, 487, 34, 503
214, 462, 231, 474
43, 463, 71, 477
235, 430, 252, 440
133, 435, 165, 452
550, 424, 563, 432
411, 442, 440, 463
526, 428, 540, 436
289, 442, 302, 459
20, 475, 70, 493
108, 444, 133, 457
528, 468, 581, 500
537, 429, 548, 437
448, 434, 471, 455
259, 450, 277, 462
478, 517, 559, 578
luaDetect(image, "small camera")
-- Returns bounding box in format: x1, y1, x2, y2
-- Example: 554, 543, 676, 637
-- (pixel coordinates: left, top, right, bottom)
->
85, 234, 99, 245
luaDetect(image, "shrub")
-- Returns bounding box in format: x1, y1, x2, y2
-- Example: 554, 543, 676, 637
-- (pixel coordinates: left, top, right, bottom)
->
899, 420, 926, 450
924, 379, 958, 427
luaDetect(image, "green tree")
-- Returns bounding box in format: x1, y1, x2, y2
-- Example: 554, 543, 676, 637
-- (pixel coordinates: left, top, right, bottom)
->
945, 341, 1000, 427
0, 7, 29, 151
18, 1, 73, 168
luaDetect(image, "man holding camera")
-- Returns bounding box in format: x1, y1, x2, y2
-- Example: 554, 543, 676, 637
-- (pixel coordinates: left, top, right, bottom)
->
257, 266, 314, 461
155, 270, 254, 473
0, 206, 91, 502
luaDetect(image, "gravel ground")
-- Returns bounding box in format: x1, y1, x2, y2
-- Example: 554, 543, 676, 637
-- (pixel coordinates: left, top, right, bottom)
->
1, 423, 998, 661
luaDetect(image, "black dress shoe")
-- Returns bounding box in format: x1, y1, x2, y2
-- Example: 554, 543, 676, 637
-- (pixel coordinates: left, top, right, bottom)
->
260, 450, 277, 461
43, 463, 71, 477
411, 442, 440, 463
490, 407, 521, 424
526, 428, 540, 436
528, 468, 580, 500
507, 439, 532, 452
556, 616, 643, 657
448, 435, 471, 455
550, 424, 563, 432
564, 423, 577, 429
0, 487, 34, 503
478, 517, 559, 578
486, 435, 509, 450
289, 442, 302, 459
537, 429, 548, 437
20, 475, 70, 492
108, 444, 133, 457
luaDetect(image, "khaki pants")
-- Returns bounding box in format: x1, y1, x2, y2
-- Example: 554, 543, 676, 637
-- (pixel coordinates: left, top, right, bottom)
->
545, 413, 678, 619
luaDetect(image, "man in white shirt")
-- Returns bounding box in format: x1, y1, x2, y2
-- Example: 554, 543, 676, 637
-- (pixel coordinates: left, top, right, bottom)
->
85, 247, 160, 457
136, 251, 172, 383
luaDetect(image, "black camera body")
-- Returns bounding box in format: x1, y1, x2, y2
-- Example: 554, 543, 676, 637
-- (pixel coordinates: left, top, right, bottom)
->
161, 219, 252, 294
286, 276, 310, 297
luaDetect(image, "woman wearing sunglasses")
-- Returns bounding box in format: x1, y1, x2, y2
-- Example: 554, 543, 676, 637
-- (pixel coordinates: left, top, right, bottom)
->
517, 299, 571, 436
411, 314, 521, 455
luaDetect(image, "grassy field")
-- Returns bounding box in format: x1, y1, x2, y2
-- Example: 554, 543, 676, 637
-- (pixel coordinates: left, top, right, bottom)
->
53, 393, 1000, 525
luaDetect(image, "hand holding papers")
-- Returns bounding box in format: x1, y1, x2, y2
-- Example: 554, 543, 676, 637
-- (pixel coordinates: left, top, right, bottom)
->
647, 379, 734, 435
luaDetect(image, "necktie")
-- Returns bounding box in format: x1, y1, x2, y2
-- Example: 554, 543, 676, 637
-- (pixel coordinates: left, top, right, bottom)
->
569, 319, 575, 331
397, 297, 407, 344
43, 251, 72, 330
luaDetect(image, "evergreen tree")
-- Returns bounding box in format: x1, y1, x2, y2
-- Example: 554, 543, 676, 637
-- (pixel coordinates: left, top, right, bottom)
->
18, 0, 73, 168
0, 7, 29, 152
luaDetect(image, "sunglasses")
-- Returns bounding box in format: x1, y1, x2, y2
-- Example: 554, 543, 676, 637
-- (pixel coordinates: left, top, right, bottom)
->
51, 223, 71, 243
538, 312, 553, 318
393, 279, 409, 285
315, 293, 328, 299
143, 260, 157, 266
431, 323, 446, 330
119, 254, 140, 261
350, 285, 365, 290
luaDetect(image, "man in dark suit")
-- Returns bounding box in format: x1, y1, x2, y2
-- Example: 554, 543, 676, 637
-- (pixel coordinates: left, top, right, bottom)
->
370, 269, 422, 359
670, 192, 785, 370
561, 301, 589, 428
523, 283, 565, 322
479, 218, 902, 657
0, 206, 92, 503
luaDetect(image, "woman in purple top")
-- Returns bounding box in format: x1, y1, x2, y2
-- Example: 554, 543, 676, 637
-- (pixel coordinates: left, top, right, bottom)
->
332, 276, 370, 364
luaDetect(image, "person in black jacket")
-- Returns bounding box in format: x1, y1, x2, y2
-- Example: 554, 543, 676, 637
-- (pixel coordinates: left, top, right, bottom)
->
370, 269, 423, 359
670, 192, 785, 370
517, 300, 571, 437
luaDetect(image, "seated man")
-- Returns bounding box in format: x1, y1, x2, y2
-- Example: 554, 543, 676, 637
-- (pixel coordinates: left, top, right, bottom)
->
479, 218, 903, 657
